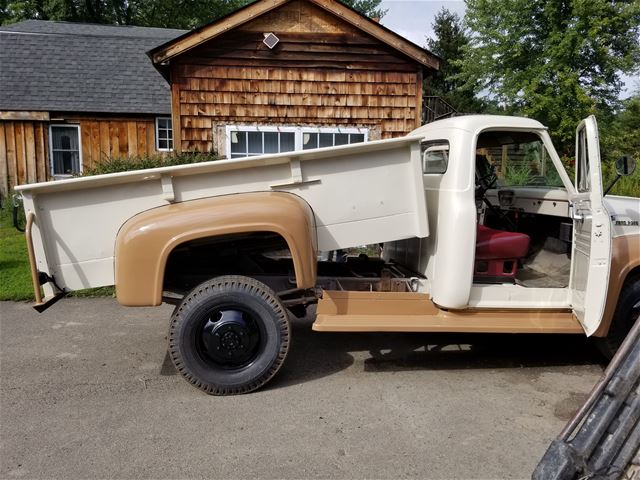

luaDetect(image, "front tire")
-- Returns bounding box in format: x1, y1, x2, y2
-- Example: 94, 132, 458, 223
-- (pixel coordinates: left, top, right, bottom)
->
595, 278, 640, 359
169, 275, 290, 395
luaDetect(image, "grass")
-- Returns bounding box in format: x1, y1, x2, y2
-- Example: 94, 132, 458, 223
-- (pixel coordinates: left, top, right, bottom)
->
0, 206, 114, 301
0, 206, 33, 301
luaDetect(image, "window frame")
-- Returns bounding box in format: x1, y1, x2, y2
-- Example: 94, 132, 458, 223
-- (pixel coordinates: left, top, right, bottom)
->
155, 117, 173, 152
421, 140, 450, 175
49, 124, 82, 177
225, 125, 368, 159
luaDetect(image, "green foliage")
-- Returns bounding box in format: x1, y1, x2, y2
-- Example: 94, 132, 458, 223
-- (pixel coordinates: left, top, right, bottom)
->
3, 0, 385, 28
339, 0, 386, 19
599, 94, 640, 197
459, 0, 640, 151
425, 8, 484, 113
0, 205, 33, 301
83, 151, 221, 176
602, 159, 640, 197
2, 0, 247, 26
130, 0, 249, 29
502, 164, 532, 186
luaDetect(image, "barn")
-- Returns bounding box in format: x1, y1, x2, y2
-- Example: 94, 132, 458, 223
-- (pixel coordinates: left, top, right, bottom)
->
148, 0, 440, 158
0, 21, 185, 198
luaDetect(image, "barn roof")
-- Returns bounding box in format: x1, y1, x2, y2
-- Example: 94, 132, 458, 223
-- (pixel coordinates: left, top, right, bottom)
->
149, 0, 440, 74
0, 20, 186, 114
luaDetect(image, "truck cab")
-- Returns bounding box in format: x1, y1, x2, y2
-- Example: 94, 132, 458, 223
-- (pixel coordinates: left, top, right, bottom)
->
379, 115, 638, 337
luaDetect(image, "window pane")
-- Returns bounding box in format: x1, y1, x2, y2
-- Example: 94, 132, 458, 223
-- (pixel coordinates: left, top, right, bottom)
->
350, 133, 365, 144
248, 131, 263, 154
422, 141, 449, 174
319, 133, 333, 148
264, 132, 279, 153
334, 133, 349, 146
53, 150, 80, 175
51, 126, 80, 175
577, 129, 590, 192
280, 132, 295, 152
303, 133, 318, 150
52, 127, 79, 150
476, 133, 564, 188
230, 131, 246, 154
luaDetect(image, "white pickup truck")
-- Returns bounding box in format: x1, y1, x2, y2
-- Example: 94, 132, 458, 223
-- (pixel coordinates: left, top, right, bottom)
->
15, 115, 640, 395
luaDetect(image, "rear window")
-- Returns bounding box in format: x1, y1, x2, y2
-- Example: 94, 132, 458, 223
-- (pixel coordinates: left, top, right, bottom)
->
421, 140, 450, 174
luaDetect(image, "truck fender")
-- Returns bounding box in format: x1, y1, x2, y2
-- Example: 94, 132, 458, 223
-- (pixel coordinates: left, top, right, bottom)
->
114, 192, 318, 306
595, 234, 640, 337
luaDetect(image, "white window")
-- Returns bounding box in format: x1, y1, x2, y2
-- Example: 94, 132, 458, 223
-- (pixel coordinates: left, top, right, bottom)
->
49, 124, 81, 176
226, 126, 368, 159
156, 117, 173, 151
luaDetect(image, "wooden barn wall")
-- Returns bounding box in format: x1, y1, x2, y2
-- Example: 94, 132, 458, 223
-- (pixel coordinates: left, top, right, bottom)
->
1, 116, 159, 196
170, 0, 424, 153
67, 116, 159, 168
0, 121, 49, 198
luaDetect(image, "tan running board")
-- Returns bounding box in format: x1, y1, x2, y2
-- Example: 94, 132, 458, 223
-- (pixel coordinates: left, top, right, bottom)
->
313, 290, 582, 334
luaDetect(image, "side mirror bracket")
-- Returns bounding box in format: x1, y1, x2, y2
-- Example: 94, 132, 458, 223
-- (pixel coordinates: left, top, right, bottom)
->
604, 155, 636, 196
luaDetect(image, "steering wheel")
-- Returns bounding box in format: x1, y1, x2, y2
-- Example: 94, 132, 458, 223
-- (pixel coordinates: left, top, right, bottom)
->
475, 155, 517, 230
475, 155, 498, 198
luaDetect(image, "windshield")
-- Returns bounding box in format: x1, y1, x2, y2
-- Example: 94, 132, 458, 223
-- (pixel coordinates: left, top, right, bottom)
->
476, 131, 564, 188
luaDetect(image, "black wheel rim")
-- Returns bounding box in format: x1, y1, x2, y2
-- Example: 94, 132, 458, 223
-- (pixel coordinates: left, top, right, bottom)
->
194, 306, 264, 369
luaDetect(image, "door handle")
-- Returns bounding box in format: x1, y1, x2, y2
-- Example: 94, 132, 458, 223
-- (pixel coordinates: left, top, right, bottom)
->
570, 204, 591, 222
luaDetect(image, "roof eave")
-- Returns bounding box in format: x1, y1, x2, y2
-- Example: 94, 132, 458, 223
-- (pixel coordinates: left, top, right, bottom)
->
148, 0, 440, 71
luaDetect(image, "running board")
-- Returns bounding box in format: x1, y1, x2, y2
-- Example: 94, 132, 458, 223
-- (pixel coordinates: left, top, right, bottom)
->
313, 291, 582, 334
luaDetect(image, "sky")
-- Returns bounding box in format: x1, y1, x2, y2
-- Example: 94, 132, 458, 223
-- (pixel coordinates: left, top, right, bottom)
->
378, 0, 638, 99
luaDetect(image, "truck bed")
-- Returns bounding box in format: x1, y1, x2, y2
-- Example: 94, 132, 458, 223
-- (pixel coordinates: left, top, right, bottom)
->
15, 136, 428, 292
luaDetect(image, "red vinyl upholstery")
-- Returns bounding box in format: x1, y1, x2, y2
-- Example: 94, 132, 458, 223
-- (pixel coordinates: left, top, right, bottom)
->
475, 225, 530, 279
475, 225, 530, 260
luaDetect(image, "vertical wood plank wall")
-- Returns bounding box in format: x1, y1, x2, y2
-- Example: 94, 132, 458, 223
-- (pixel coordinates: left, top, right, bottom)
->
0, 116, 161, 197
0, 121, 48, 198
171, 0, 427, 153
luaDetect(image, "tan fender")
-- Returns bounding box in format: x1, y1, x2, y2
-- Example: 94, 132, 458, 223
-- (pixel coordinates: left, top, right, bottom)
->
593, 234, 640, 337
114, 192, 317, 306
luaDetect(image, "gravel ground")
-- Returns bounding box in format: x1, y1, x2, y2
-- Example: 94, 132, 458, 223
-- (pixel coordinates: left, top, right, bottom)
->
0, 298, 604, 479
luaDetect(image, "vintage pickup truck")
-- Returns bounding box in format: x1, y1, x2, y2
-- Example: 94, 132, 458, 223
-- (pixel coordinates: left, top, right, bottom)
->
14, 115, 640, 395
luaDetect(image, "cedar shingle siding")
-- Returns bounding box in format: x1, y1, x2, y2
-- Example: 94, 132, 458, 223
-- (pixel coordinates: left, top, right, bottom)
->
151, 0, 438, 155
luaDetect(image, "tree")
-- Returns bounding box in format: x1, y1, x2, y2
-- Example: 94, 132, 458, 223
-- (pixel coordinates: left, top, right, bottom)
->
425, 7, 482, 113
459, 0, 640, 150
130, 0, 249, 29
598, 93, 640, 196
3, 0, 385, 27
340, 0, 386, 19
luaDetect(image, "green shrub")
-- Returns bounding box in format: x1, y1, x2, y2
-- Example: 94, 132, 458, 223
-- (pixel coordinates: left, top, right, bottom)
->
82, 151, 222, 176
602, 159, 640, 197
501, 164, 532, 186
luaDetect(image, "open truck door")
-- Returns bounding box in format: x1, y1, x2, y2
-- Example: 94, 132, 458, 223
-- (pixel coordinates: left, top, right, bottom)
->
569, 115, 612, 336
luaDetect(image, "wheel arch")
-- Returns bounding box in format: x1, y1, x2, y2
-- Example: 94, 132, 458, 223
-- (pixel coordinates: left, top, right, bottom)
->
114, 192, 318, 306
594, 234, 640, 337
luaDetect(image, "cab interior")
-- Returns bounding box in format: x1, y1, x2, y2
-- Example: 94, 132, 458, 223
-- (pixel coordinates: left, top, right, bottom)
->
473, 130, 573, 289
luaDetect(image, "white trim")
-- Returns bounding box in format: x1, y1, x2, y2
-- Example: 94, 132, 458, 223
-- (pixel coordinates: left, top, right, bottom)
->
225, 125, 369, 159
49, 124, 82, 177
155, 117, 173, 152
